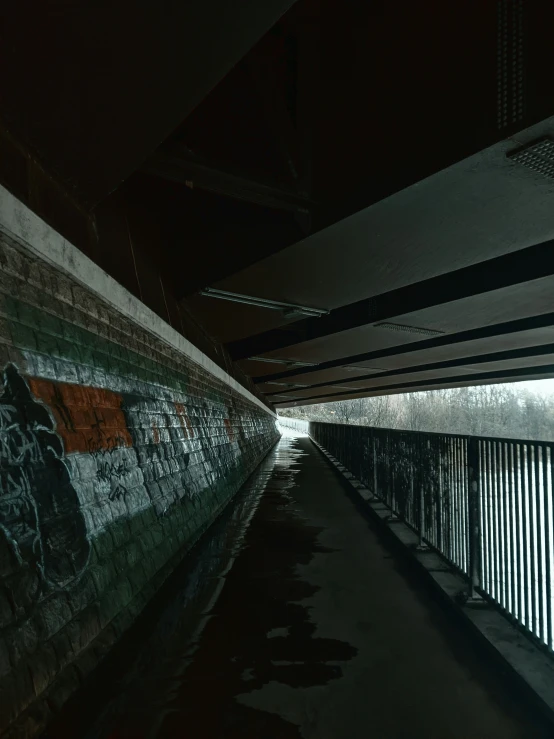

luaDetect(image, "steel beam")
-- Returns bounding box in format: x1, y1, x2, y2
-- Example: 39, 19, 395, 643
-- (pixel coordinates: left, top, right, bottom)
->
228, 238, 554, 362
143, 145, 315, 215
253, 311, 554, 384
261, 343, 554, 394
272, 363, 554, 405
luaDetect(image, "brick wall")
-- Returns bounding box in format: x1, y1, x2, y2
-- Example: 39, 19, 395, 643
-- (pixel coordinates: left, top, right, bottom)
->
0, 231, 279, 737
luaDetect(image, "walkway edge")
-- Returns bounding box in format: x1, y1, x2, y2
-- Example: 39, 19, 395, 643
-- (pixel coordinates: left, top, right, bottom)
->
309, 437, 554, 727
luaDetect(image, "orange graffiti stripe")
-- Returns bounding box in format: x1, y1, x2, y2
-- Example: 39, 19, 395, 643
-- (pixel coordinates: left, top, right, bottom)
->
175, 402, 194, 438
223, 418, 235, 442
28, 378, 132, 454
152, 419, 160, 445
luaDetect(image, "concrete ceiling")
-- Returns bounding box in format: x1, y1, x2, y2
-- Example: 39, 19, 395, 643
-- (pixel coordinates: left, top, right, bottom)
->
185, 118, 554, 406
3, 0, 554, 410
189, 118, 554, 340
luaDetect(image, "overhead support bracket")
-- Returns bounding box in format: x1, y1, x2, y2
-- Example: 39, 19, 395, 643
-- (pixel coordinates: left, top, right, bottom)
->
143, 145, 315, 215
198, 287, 329, 318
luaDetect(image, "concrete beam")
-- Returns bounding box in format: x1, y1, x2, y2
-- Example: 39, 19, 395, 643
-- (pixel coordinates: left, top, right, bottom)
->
228, 238, 554, 362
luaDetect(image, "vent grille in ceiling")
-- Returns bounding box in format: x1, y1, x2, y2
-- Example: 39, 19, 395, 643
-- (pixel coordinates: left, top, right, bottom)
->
507, 138, 554, 179
374, 322, 444, 337
497, 0, 525, 131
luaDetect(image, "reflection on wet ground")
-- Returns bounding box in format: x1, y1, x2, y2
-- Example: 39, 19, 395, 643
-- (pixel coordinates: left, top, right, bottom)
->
45, 433, 355, 738
44, 432, 553, 739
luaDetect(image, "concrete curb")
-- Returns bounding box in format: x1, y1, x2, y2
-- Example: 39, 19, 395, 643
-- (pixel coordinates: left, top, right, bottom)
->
309, 436, 554, 727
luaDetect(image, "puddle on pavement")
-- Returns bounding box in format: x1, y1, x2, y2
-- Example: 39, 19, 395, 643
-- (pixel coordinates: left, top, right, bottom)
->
43, 434, 357, 739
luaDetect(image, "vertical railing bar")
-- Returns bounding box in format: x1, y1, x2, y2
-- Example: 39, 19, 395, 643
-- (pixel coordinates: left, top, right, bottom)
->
439, 437, 444, 553
521, 442, 528, 628
535, 444, 545, 644
447, 437, 454, 563
456, 439, 467, 574
427, 438, 432, 546
460, 438, 465, 573
496, 440, 503, 604
453, 437, 459, 567
486, 441, 494, 598
364, 429, 367, 483
508, 443, 517, 621
497, 441, 504, 607
444, 436, 449, 556
491, 441, 499, 603
373, 434, 378, 500
467, 436, 482, 600
528, 443, 537, 639
514, 443, 523, 625
502, 442, 511, 613
433, 439, 442, 551
546, 447, 554, 650
481, 440, 488, 592
497, 441, 505, 610
450, 437, 455, 566
408, 435, 412, 525
460, 437, 466, 571
496, 441, 503, 607
480, 440, 487, 592
465, 437, 471, 574
386, 431, 392, 511
455, 437, 460, 568
428, 438, 434, 547
444, 438, 452, 564
448, 438, 454, 567
418, 434, 427, 547
412, 436, 419, 530
392, 432, 397, 514
520, 442, 528, 629
496, 442, 506, 608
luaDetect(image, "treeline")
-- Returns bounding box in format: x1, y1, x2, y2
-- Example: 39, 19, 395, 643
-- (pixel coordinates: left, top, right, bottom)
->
279, 384, 554, 442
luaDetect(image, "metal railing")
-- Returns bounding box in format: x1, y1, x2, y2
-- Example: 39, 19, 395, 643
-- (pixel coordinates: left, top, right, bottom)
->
304, 421, 554, 654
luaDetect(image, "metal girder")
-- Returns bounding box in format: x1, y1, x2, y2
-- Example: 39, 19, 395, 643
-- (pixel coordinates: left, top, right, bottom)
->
228, 238, 554, 362
253, 311, 554, 384
262, 343, 554, 394
272, 363, 554, 405
143, 145, 314, 215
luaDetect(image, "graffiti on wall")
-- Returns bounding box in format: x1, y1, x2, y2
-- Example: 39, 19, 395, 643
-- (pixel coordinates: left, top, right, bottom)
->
0, 364, 91, 590
28, 378, 142, 510
0, 361, 258, 600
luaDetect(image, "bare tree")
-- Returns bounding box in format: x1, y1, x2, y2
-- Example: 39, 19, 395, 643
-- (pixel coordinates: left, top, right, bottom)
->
280, 382, 554, 442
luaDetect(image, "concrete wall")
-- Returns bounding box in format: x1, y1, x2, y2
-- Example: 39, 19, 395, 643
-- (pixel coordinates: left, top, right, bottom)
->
0, 211, 279, 737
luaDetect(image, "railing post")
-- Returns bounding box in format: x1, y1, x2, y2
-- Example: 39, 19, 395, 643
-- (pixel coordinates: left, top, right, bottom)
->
466, 437, 484, 603
372, 434, 378, 500
414, 482, 430, 551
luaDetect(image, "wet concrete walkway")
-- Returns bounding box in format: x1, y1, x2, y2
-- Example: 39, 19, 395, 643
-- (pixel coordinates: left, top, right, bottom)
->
45, 432, 551, 739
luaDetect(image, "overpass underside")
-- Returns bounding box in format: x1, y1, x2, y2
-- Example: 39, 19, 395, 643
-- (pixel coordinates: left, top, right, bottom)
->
1, 2, 554, 413
2, 1, 554, 735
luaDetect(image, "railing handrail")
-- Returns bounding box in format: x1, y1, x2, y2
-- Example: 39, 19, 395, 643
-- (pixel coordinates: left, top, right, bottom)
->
281, 417, 554, 448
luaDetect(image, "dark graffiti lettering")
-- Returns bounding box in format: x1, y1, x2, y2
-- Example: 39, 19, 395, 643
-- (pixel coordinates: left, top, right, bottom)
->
0, 364, 90, 594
